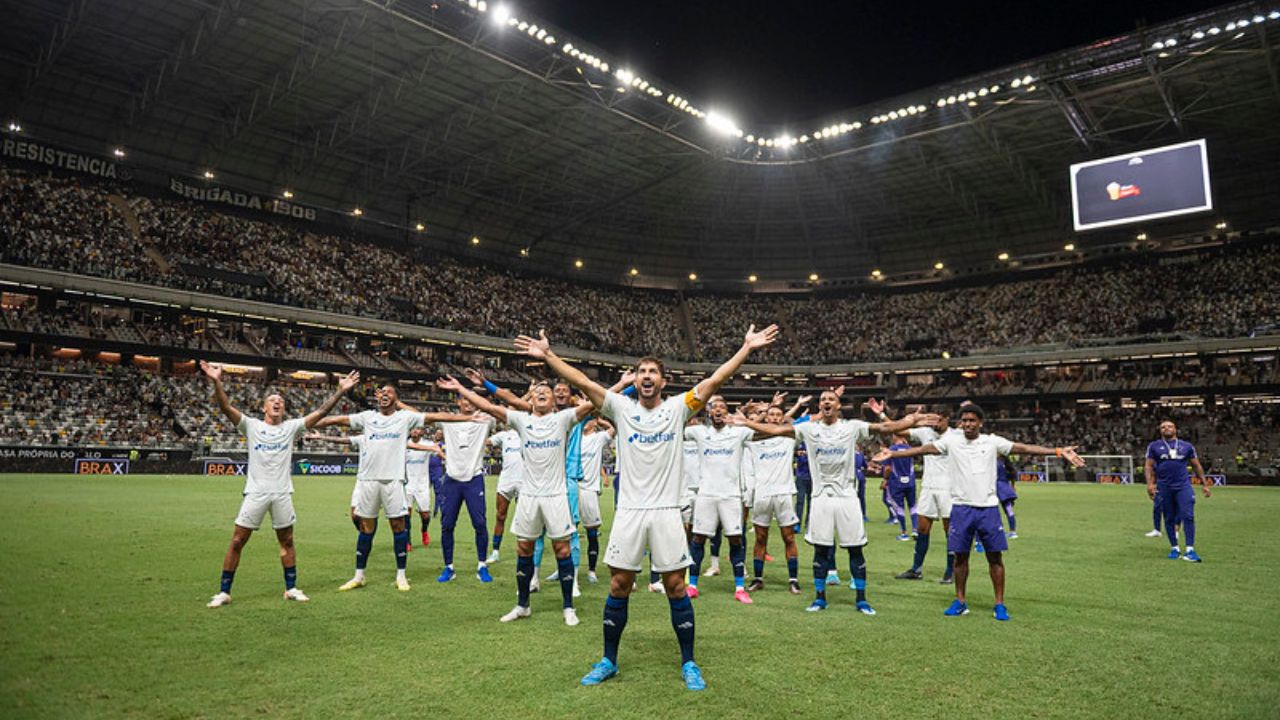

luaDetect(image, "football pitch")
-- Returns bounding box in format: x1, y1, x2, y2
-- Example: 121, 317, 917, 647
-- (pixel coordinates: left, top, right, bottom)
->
1, 475, 1278, 719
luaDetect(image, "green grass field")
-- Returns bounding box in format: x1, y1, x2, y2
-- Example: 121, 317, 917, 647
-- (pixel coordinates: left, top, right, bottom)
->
1, 475, 1278, 719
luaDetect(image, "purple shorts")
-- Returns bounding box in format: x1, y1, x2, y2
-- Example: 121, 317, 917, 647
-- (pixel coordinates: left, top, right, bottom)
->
949, 504, 1008, 554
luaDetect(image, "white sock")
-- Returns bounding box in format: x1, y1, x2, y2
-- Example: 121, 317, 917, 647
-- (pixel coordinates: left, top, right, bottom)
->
478, 561, 487, 570
396, 569, 406, 581
1186, 545, 1194, 552
354, 569, 366, 582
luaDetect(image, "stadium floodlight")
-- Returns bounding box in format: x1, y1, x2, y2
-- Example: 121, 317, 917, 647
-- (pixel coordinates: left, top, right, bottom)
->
203, 170, 215, 179
1136, 232, 1148, 241
282, 190, 293, 199
1010, 78, 1021, 88
112, 147, 126, 158
517, 21, 528, 30
629, 268, 638, 276
1063, 243, 1075, 251
520, 247, 529, 256
1208, 26, 1220, 34
688, 272, 698, 281
1152, 41, 1164, 50
852, 121, 862, 129
990, 84, 1000, 93
615, 68, 634, 84
747, 274, 757, 282
1270, 11, 1280, 20
574, 259, 583, 268
471, 236, 480, 245
997, 251, 1010, 261
562, 42, 573, 53
808, 273, 819, 281
870, 269, 882, 278
6, 121, 19, 132
351, 207, 363, 216
946, 95, 956, 104
933, 261, 944, 270
1166, 38, 1177, 47
1215, 221, 1228, 230
1192, 30, 1205, 39
415, 222, 425, 232
705, 111, 740, 137
978, 88, 988, 96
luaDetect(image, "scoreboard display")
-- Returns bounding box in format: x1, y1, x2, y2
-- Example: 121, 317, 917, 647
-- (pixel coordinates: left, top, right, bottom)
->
1070, 139, 1212, 231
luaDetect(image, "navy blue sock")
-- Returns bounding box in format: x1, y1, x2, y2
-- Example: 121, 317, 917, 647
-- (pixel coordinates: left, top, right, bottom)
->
1185, 518, 1196, 547
603, 595, 629, 665
812, 545, 829, 600
752, 558, 765, 579
557, 556, 575, 609
669, 595, 696, 665
393, 530, 409, 570
786, 556, 798, 581
404, 513, 412, 537
710, 531, 722, 557
516, 555, 534, 607
730, 541, 746, 589
493, 533, 503, 550
689, 540, 705, 586
912, 532, 930, 572
355, 531, 374, 570
420, 514, 430, 532
587, 527, 600, 572
944, 552, 955, 578
220, 569, 234, 594
283, 565, 296, 590
848, 546, 867, 602
910, 512, 919, 533
649, 568, 660, 584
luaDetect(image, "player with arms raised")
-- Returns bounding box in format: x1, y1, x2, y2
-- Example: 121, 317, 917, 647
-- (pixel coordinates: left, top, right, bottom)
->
732, 392, 935, 614
516, 324, 779, 691
202, 362, 359, 608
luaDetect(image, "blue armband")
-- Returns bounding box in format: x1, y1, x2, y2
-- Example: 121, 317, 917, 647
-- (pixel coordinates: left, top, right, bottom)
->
622, 385, 637, 397
482, 380, 500, 395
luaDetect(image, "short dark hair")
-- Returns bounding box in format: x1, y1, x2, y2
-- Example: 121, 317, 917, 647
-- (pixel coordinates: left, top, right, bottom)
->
636, 356, 665, 375
933, 405, 951, 417
958, 403, 984, 420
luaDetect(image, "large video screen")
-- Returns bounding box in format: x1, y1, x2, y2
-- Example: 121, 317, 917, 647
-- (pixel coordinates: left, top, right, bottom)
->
1070, 139, 1212, 231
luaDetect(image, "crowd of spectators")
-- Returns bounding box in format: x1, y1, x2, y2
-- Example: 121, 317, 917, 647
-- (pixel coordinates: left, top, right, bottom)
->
3, 163, 1280, 365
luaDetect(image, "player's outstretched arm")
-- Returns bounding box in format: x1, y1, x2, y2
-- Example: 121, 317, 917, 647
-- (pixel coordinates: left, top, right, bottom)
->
200, 360, 242, 426
464, 368, 531, 412
693, 324, 779, 402
303, 370, 360, 429
865, 399, 940, 435
1009, 442, 1086, 468
312, 415, 350, 429
514, 330, 608, 409
394, 398, 485, 424
438, 376, 507, 424
407, 441, 443, 455
725, 413, 796, 438
873, 443, 941, 463
303, 433, 349, 444
784, 395, 812, 421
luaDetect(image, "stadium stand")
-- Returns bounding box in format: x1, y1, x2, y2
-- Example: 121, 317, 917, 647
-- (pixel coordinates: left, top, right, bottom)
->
3, 163, 1279, 365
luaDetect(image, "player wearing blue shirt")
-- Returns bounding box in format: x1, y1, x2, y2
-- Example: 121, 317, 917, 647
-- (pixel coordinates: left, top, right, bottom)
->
1144, 420, 1211, 562
881, 434, 919, 540
794, 442, 811, 532
996, 456, 1018, 539
854, 451, 868, 522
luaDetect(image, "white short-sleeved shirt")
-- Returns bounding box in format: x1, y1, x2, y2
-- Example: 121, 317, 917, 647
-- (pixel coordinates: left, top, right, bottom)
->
440, 415, 496, 480
405, 448, 431, 485
490, 429, 525, 484
794, 418, 870, 497
682, 440, 701, 490
239, 416, 306, 494
578, 431, 612, 493
910, 426, 960, 490
506, 408, 578, 497
602, 390, 702, 510
347, 409, 424, 483
684, 424, 753, 499
749, 436, 797, 498
929, 431, 1014, 507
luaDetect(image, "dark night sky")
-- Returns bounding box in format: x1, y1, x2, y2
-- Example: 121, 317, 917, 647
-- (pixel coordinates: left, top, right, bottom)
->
523, 0, 1225, 126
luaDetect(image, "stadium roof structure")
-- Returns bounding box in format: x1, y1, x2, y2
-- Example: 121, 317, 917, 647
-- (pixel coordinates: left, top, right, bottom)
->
3, 0, 1280, 290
